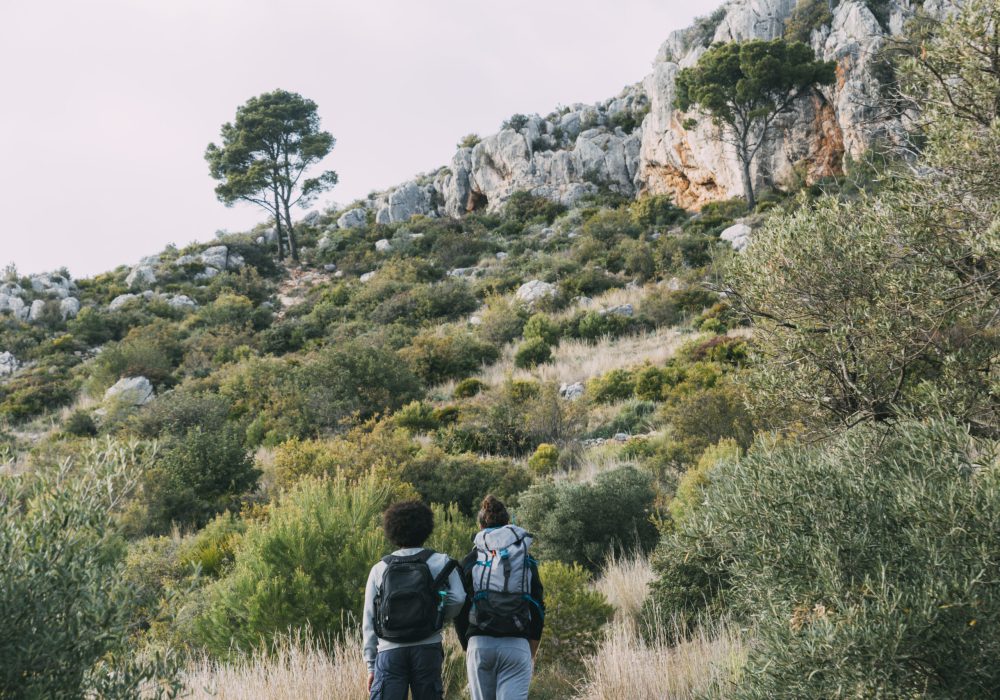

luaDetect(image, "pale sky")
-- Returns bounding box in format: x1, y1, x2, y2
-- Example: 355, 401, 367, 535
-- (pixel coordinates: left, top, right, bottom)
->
0, 0, 720, 278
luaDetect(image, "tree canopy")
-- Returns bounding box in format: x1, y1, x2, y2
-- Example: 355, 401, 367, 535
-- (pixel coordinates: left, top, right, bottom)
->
676, 39, 835, 210
205, 89, 338, 261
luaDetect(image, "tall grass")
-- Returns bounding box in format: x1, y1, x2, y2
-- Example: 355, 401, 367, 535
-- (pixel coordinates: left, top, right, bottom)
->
574, 618, 745, 700
595, 550, 655, 621
181, 630, 366, 700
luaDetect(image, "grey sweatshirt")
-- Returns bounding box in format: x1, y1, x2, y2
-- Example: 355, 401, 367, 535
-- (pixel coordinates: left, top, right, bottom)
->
362, 548, 466, 672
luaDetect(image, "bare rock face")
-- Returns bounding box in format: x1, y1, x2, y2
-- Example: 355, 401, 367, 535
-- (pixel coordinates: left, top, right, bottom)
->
636, 0, 948, 208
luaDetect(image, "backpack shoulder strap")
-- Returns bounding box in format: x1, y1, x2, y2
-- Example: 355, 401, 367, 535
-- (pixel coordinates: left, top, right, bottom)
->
383, 549, 434, 565
430, 557, 459, 591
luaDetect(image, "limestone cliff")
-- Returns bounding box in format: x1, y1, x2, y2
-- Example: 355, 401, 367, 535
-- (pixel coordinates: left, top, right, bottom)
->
331, 0, 953, 225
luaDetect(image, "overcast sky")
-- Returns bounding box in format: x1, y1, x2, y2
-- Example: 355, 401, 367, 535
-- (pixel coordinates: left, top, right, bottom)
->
0, 0, 721, 278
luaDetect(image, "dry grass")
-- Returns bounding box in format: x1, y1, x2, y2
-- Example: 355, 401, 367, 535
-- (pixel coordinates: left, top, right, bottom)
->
180, 628, 470, 700
180, 630, 367, 700
574, 618, 746, 700
596, 551, 656, 621
478, 326, 686, 388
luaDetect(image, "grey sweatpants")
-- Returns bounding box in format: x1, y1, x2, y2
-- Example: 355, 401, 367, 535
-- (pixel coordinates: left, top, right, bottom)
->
466, 636, 532, 700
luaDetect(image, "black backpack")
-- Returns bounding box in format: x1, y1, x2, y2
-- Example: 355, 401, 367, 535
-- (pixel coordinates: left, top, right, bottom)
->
374, 550, 457, 643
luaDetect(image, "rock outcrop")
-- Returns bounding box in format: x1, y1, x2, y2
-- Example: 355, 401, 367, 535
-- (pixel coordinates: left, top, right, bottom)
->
319, 0, 953, 227
104, 376, 155, 406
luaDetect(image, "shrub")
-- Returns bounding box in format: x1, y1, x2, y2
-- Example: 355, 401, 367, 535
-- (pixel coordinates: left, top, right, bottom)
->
128, 388, 231, 438
502, 191, 566, 226
514, 337, 553, 369
649, 419, 1000, 698
0, 441, 180, 697
656, 383, 753, 470
528, 443, 560, 475
589, 400, 657, 439
135, 425, 258, 534
453, 377, 486, 398
631, 194, 685, 228
588, 368, 636, 404
667, 439, 740, 527
63, 409, 98, 437
518, 467, 658, 571
476, 295, 529, 346
400, 446, 533, 516
89, 320, 184, 392
537, 561, 614, 667
194, 473, 404, 656
401, 329, 500, 386
457, 133, 481, 149
523, 313, 561, 346
393, 400, 440, 433
271, 422, 417, 489
177, 511, 247, 579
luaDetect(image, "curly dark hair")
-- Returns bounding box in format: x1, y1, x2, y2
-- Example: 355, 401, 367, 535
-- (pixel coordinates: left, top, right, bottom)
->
383, 500, 434, 548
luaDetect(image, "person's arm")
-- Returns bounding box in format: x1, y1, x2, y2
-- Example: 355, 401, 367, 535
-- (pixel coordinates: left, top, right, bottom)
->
453, 550, 476, 649
362, 564, 380, 679
442, 562, 466, 620
527, 558, 545, 655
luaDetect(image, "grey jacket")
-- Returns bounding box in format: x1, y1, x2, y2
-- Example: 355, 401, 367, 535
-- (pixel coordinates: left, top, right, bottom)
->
362, 548, 466, 672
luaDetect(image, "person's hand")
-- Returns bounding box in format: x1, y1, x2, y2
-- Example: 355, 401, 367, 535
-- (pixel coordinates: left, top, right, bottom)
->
367, 672, 375, 693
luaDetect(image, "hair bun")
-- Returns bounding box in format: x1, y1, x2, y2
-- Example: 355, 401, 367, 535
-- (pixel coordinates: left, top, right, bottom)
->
478, 494, 510, 528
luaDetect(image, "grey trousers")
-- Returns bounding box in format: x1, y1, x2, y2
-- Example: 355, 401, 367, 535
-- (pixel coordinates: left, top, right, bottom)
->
466, 636, 532, 700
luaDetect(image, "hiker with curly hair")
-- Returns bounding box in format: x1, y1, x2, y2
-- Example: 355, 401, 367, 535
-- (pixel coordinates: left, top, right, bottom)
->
363, 500, 465, 700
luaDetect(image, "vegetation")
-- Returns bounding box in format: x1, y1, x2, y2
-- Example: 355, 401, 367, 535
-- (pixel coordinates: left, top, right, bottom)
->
2, 3, 997, 696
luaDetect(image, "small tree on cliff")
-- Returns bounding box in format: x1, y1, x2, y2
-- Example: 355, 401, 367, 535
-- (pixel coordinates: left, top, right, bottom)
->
205, 90, 338, 260
675, 39, 835, 210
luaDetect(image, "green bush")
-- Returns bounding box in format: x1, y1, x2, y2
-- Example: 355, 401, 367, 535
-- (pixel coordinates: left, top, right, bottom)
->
0, 441, 179, 697
453, 377, 486, 398
393, 400, 440, 433
537, 561, 613, 666
401, 329, 500, 385
654, 382, 753, 470
588, 368, 636, 403
400, 446, 533, 516
784, 0, 833, 43
518, 466, 658, 571
128, 388, 231, 438
63, 409, 98, 437
135, 425, 258, 534
476, 295, 529, 346
528, 443, 560, 475
649, 419, 1000, 698
630, 193, 685, 228
195, 473, 402, 656
514, 337, 553, 369
89, 320, 184, 392
523, 313, 561, 346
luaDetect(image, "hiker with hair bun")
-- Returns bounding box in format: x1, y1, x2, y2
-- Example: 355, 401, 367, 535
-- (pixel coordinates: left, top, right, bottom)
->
363, 500, 465, 700
455, 495, 545, 700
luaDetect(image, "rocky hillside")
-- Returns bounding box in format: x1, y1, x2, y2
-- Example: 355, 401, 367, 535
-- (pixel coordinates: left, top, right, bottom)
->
331, 0, 956, 224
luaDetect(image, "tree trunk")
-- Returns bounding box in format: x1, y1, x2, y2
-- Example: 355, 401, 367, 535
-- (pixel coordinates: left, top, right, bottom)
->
272, 188, 285, 259
282, 199, 298, 261
739, 150, 756, 212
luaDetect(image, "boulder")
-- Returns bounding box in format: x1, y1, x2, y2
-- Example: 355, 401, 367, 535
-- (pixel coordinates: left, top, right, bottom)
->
496, 252, 509, 261
126, 265, 157, 288
301, 210, 321, 225
0, 282, 23, 297
166, 294, 197, 310
174, 254, 199, 266
30, 272, 74, 298
28, 299, 47, 322
337, 208, 368, 229
104, 376, 155, 406
559, 382, 585, 400
375, 239, 392, 253
108, 293, 139, 311
600, 303, 634, 317
720, 223, 752, 251
60, 297, 81, 319
0, 351, 18, 376
200, 245, 236, 270
360, 271, 377, 283
375, 181, 434, 224
323, 263, 338, 272
515, 280, 558, 306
